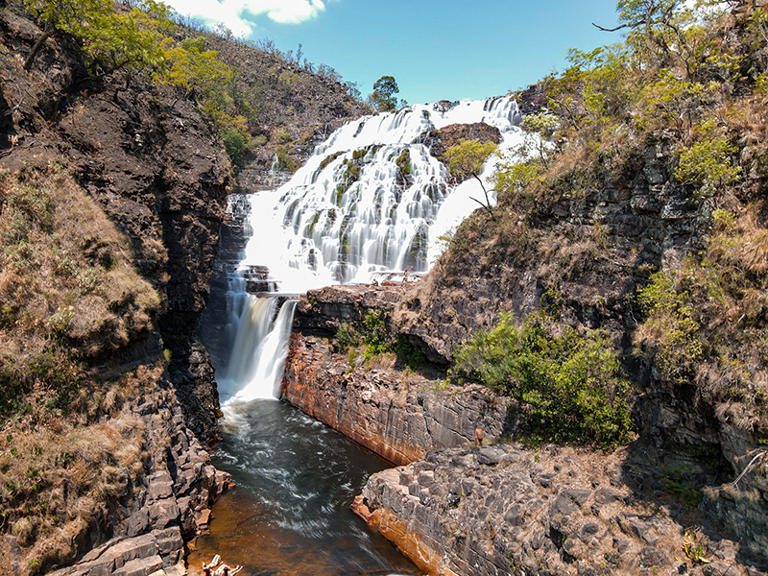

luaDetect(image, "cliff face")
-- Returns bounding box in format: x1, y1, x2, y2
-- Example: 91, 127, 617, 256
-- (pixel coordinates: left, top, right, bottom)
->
1, 6, 230, 441
284, 332, 512, 466
356, 445, 750, 576
0, 2, 368, 573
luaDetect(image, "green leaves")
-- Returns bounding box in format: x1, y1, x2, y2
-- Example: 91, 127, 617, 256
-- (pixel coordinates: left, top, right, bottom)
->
638, 271, 703, 382
442, 139, 498, 182
451, 312, 634, 449
675, 128, 741, 196
369, 75, 402, 112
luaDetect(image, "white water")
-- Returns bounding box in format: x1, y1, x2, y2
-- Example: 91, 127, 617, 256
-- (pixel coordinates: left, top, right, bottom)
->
220, 94, 527, 406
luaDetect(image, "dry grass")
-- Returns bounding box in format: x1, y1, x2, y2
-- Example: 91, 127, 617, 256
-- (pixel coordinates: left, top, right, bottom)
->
0, 363, 162, 575
0, 166, 165, 573
0, 166, 159, 356
0, 165, 160, 418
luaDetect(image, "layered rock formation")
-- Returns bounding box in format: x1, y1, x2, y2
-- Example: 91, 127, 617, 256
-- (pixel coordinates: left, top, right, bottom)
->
43, 373, 234, 576
284, 274, 766, 575
284, 332, 512, 465
356, 444, 753, 576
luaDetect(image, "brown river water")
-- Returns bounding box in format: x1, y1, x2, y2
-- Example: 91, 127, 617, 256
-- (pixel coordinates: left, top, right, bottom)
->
187, 400, 420, 576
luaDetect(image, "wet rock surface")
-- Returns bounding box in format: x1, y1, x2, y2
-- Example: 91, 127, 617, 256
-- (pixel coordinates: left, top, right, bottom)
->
356, 444, 758, 576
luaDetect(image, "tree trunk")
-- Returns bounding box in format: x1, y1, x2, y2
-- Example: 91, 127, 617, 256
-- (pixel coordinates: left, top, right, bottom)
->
24, 28, 53, 71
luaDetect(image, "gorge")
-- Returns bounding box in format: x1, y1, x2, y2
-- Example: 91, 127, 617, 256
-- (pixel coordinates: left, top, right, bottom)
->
1, 1, 768, 576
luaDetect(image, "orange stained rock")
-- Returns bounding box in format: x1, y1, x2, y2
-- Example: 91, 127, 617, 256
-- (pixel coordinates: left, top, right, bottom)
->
351, 496, 459, 576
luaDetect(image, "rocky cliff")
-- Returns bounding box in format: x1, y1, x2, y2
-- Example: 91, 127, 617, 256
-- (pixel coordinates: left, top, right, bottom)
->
0, 1, 368, 573
356, 444, 751, 576
284, 331, 512, 465
278, 7, 768, 566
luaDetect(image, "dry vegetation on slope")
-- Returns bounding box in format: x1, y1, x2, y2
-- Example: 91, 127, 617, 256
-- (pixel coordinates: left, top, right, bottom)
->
0, 167, 159, 418
394, 0, 768, 562
0, 0, 370, 572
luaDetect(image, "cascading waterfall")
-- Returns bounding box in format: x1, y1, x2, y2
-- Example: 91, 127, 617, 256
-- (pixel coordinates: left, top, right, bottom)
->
221, 94, 527, 406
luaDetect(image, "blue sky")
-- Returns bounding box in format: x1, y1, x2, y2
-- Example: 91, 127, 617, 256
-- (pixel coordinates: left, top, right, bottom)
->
165, 1, 621, 104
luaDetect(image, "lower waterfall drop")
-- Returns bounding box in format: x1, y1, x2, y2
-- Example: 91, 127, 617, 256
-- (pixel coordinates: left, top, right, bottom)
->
218, 294, 297, 405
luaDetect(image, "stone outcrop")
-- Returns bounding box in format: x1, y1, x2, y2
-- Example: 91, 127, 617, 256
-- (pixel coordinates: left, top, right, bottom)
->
283, 333, 512, 465
39, 373, 234, 576
286, 277, 767, 575
356, 444, 757, 576
294, 284, 403, 336
427, 123, 503, 160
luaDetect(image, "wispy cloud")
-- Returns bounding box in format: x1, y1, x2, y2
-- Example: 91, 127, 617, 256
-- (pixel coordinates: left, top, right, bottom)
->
163, 0, 327, 36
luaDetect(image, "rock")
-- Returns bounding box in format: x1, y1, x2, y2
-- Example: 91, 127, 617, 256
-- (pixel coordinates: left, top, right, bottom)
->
149, 500, 181, 530
283, 334, 512, 465
356, 445, 704, 576
477, 446, 506, 466
112, 555, 164, 576
427, 122, 502, 160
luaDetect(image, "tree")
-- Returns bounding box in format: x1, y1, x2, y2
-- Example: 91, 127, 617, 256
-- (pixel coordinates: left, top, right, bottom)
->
23, 0, 107, 69
22, 0, 171, 72
369, 75, 400, 112
442, 139, 498, 218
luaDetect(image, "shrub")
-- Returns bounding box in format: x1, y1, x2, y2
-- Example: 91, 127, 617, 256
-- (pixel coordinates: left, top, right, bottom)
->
450, 312, 634, 449
442, 139, 498, 182
335, 323, 361, 352
675, 130, 741, 196
220, 128, 251, 166
637, 271, 703, 382
274, 146, 297, 172
493, 160, 540, 201
360, 309, 391, 359
334, 309, 428, 369
395, 148, 412, 183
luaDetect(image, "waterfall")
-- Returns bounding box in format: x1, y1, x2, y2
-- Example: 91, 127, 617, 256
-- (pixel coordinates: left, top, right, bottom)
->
239, 94, 526, 292
219, 94, 527, 405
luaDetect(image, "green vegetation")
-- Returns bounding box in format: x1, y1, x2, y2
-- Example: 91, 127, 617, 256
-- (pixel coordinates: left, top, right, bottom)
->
442, 139, 498, 217
682, 529, 711, 564
450, 312, 633, 449
470, 1, 768, 433
395, 148, 412, 184
369, 75, 403, 112
21, 0, 251, 164
443, 139, 498, 182
334, 310, 427, 369
675, 127, 741, 196
660, 463, 702, 509
638, 271, 703, 383
22, 0, 172, 72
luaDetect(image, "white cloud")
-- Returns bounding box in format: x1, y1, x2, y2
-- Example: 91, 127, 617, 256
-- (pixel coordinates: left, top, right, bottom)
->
164, 0, 326, 36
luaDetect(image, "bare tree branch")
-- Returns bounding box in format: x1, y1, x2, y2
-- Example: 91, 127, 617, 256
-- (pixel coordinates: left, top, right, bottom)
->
592, 22, 631, 32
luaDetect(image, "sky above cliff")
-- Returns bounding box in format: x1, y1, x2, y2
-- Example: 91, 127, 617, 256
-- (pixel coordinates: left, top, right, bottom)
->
163, 0, 621, 104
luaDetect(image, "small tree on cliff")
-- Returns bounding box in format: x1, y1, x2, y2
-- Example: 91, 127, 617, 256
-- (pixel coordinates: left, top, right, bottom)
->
442, 139, 498, 219
369, 75, 401, 112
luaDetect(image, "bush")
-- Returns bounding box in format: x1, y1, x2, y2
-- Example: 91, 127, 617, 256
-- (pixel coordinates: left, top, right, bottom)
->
637, 271, 703, 383
334, 309, 428, 369
675, 129, 741, 196
442, 139, 498, 182
395, 148, 412, 183
450, 312, 634, 449
220, 129, 250, 165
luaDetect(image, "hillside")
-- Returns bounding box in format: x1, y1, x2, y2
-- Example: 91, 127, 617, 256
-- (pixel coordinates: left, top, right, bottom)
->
0, 0, 367, 573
